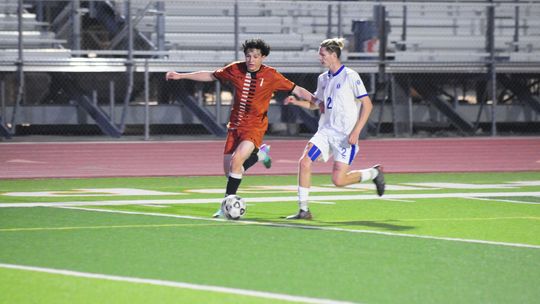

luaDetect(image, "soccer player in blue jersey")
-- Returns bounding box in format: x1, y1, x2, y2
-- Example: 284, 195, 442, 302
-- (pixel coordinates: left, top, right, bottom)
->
284, 38, 385, 220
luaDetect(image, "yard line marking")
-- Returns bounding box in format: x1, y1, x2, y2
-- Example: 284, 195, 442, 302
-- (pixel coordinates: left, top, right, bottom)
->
2, 191, 540, 208
0, 263, 357, 304
0, 223, 224, 233
381, 198, 416, 203
384, 216, 539, 222
466, 197, 540, 205
58, 206, 540, 250
311, 201, 336, 205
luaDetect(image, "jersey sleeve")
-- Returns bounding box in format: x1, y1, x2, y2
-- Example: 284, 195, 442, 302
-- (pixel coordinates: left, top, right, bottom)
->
272, 70, 295, 93
213, 62, 236, 83
350, 72, 369, 99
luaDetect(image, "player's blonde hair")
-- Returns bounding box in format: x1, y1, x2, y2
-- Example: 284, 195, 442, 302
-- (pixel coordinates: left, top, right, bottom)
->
320, 38, 346, 58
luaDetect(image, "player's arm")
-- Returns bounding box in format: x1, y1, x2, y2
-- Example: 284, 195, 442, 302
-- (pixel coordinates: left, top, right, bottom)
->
165, 70, 216, 82
348, 95, 373, 145
285, 86, 321, 110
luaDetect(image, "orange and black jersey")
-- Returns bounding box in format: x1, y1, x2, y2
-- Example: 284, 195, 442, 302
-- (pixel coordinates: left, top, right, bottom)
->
213, 62, 295, 132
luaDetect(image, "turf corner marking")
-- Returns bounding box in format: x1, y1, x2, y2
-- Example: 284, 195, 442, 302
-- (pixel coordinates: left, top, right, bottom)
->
0, 263, 358, 304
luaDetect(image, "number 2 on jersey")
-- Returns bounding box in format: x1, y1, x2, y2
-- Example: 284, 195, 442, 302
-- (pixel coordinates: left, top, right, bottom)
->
326, 97, 333, 109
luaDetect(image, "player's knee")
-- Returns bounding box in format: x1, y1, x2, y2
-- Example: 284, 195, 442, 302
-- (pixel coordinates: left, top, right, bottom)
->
230, 153, 242, 165
299, 156, 312, 171
332, 175, 347, 187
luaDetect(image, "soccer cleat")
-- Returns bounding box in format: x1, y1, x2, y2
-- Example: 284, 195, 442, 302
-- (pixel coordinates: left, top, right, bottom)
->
212, 207, 223, 218
259, 144, 272, 169
372, 164, 385, 197
285, 209, 312, 220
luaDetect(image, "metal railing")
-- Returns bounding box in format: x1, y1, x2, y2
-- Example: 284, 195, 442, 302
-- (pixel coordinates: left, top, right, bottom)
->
0, 0, 539, 139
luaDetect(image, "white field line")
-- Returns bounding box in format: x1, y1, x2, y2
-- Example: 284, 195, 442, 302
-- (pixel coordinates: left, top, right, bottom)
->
1, 191, 540, 208
0, 140, 224, 145
58, 206, 540, 250
380, 198, 416, 203
0, 263, 356, 304
466, 197, 540, 205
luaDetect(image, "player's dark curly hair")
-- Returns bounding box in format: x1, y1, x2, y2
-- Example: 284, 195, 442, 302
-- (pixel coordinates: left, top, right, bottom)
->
242, 38, 271, 56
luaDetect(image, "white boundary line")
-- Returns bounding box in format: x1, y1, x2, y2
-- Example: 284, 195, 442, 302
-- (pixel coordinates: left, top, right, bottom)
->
0, 140, 224, 145
466, 196, 540, 205
0, 263, 356, 304
2, 191, 540, 208
58, 206, 540, 250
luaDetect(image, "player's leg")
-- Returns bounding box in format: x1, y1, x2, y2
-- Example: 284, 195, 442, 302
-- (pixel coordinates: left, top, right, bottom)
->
214, 152, 234, 218
223, 154, 232, 176
330, 143, 385, 196
240, 143, 272, 172
333, 164, 384, 196
214, 141, 255, 218
226, 140, 255, 196
286, 142, 325, 220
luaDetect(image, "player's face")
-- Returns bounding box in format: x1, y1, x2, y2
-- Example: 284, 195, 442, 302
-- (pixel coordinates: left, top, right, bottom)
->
318, 47, 336, 68
244, 48, 266, 72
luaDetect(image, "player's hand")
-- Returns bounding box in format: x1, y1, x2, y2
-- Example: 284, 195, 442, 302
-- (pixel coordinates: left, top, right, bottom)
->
348, 131, 360, 145
284, 95, 296, 105
318, 102, 325, 114
165, 71, 181, 81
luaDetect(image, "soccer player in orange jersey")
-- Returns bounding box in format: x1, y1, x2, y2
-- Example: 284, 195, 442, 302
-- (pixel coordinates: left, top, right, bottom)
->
166, 39, 316, 217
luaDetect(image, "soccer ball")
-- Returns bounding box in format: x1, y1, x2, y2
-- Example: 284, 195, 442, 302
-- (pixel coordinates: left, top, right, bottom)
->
221, 195, 246, 220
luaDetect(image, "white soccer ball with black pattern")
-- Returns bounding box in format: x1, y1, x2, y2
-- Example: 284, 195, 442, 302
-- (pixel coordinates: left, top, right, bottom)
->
221, 195, 246, 220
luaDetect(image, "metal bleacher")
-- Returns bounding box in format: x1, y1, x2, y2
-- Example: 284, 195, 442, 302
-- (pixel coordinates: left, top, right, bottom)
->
382, 1, 540, 62
125, 0, 540, 68
134, 0, 330, 65
0, 3, 66, 47
0, 0, 538, 139
0, 1, 69, 62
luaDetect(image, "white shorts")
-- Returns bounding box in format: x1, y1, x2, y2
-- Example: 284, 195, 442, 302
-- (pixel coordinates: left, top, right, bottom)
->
307, 130, 358, 165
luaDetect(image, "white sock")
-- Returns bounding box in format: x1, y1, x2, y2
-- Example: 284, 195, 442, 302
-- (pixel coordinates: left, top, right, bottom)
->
229, 172, 243, 179
298, 186, 309, 211
359, 167, 378, 182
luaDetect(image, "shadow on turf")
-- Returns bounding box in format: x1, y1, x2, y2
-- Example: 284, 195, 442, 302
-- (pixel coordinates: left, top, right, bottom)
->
327, 220, 415, 231
249, 216, 415, 232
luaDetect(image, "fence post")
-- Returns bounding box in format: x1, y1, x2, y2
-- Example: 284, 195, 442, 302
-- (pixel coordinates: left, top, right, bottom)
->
11, 0, 26, 134
1, 81, 5, 121
234, 0, 239, 61
513, 0, 520, 52
215, 80, 222, 126
119, 0, 134, 134
337, 2, 342, 37
327, 4, 332, 38
156, 2, 166, 56
109, 80, 115, 121
486, 2, 497, 136
72, 0, 81, 51
144, 60, 150, 140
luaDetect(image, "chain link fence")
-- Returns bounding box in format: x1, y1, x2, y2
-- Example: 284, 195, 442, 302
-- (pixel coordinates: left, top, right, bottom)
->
0, 0, 539, 140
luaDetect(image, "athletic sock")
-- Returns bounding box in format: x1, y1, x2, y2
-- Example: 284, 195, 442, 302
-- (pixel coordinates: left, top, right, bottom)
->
242, 152, 259, 172
298, 186, 309, 211
359, 167, 379, 182
226, 172, 242, 195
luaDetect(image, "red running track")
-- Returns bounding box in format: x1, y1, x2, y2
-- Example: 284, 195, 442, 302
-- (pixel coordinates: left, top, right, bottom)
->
0, 137, 539, 179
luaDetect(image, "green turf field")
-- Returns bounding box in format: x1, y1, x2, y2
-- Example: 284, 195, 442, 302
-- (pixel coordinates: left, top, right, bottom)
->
1, 172, 539, 303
